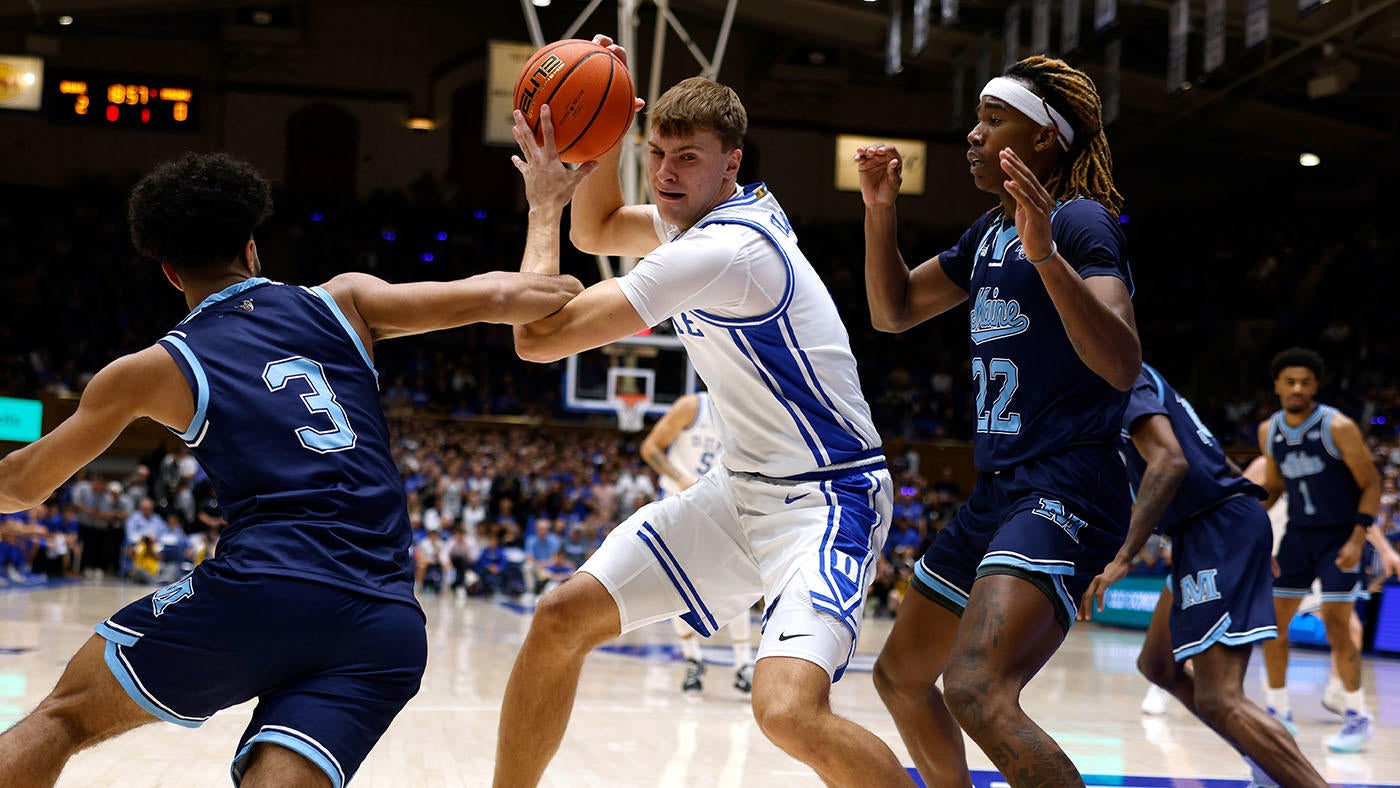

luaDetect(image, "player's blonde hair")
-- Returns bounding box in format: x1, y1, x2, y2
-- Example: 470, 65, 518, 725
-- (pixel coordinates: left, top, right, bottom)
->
1004, 56, 1123, 217
649, 77, 747, 151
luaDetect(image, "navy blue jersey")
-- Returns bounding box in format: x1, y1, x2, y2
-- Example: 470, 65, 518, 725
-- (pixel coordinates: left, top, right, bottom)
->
1265, 405, 1360, 529
157, 278, 416, 608
939, 198, 1133, 471
1118, 364, 1264, 534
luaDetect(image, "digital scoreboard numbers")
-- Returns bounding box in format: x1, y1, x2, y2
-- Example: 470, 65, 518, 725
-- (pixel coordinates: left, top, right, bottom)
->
46, 70, 199, 131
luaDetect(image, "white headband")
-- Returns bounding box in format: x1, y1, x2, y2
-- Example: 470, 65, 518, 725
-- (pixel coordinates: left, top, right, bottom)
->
980, 76, 1075, 151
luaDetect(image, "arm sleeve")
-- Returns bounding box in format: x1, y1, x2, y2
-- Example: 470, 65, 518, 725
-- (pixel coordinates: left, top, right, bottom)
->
1053, 200, 1132, 291
934, 214, 992, 292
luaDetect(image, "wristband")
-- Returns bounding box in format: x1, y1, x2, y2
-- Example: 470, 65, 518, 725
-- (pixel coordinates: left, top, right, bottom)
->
1026, 241, 1058, 266
1356, 513, 1375, 528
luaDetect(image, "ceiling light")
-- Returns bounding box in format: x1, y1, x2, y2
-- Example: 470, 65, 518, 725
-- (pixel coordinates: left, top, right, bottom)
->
58, 15, 73, 25
532, 0, 551, 6
407, 117, 437, 132
1298, 152, 1321, 167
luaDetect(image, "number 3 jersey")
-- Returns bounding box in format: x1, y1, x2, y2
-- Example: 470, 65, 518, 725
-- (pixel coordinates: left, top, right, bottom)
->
658, 392, 723, 498
156, 277, 416, 608
937, 198, 1134, 472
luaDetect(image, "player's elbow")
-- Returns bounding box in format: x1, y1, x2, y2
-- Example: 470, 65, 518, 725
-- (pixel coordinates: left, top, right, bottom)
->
568, 225, 602, 255
870, 313, 909, 333
514, 327, 567, 364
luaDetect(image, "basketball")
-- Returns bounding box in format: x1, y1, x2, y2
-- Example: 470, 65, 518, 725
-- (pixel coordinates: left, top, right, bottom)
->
513, 39, 637, 163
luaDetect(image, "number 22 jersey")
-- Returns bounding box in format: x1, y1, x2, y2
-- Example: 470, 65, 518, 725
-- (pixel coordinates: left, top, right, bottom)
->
937, 198, 1134, 472
157, 277, 417, 608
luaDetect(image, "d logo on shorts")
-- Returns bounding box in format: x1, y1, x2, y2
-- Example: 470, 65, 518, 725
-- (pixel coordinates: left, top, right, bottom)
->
152, 577, 195, 617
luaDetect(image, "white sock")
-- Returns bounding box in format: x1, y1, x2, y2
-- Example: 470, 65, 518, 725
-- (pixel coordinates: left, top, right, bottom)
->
728, 610, 752, 666
678, 634, 703, 662
1327, 674, 1344, 694
1265, 686, 1290, 713
1343, 688, 1367, 716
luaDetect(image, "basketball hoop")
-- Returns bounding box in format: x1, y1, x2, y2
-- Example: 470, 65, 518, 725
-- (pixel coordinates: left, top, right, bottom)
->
614, 393, 651, 433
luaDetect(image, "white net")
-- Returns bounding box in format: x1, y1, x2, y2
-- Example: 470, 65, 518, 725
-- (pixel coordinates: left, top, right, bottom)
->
614, 395, 650, 433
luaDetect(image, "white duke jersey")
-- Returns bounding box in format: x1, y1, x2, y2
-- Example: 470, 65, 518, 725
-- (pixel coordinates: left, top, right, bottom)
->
659, 392, 723, 497
617, 183, 883, 480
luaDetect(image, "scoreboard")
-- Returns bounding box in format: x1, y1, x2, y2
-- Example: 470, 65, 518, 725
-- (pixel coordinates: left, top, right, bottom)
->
45, 69, 199, 131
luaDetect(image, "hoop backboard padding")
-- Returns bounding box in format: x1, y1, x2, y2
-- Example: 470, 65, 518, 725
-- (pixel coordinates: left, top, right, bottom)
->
614, 392, 651, 433
564, 332, 697, 416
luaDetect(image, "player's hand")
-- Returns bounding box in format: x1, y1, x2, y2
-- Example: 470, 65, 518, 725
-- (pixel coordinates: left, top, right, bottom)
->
511, 105, 601, 211
999, 147, 1055, 264
854, 145, 903, 208
1335, 534, 1365, 572
1272, 555, 1281, 579
591, 34, 647, 113
1078, 554, 1131, 621
1380, 546, 1400, 581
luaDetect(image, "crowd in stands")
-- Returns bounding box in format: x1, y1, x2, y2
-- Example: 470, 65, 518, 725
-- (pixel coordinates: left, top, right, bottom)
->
4, 178, 1398, 447
4, 177, 1400, 602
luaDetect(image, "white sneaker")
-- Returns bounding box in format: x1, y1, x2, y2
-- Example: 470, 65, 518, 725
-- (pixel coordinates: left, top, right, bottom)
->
1141, 684, 1171, 715
1244, 756, 1279, 788
1266, 706, 1297, 736
1322, 683, 1346, 717
1326, 710, 1373, 753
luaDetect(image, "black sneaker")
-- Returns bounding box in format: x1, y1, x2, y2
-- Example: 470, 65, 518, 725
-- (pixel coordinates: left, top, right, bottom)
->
733, 662, 754, 694
682, 658, 706, 693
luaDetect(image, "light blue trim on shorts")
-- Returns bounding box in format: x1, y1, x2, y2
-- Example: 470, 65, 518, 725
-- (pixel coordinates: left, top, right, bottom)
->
99, 639, 206, 728
978, 551, 1079, 623
232, 726, 345, 788
913, 561, 970, 612
1272, 587, 1312, 599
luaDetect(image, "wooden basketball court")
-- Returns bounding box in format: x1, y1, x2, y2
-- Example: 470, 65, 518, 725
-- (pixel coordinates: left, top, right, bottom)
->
2, 581, 1396, 787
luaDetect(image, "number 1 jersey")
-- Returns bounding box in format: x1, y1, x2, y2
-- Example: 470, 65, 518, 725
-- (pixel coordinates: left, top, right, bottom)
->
937, 198, 1133, 472
157, 277, 416, 608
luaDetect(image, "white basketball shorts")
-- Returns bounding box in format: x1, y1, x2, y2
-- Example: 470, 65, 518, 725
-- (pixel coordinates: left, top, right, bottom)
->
580, 464, 891, 681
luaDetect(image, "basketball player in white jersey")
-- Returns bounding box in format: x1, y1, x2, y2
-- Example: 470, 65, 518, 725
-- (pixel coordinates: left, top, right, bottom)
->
640, 391, 755, 694
492, 40, 912, 788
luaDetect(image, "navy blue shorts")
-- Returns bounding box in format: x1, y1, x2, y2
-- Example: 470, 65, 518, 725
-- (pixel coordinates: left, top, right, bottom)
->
911, 444, 1131, 630
1273, 524, 1363, 603
1166, 494, 1278, 661
96, 561, 426, 788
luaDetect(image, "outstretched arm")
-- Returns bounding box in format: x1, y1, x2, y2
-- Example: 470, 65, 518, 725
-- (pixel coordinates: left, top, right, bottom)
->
1079, 414, 1187, 619
0, 347, 191, 513
1253, 423, 1286, 509
1000, 148, 1140, 390
856, 145, 968, 332
322, 271, 584, 344
640, 394, 699, 489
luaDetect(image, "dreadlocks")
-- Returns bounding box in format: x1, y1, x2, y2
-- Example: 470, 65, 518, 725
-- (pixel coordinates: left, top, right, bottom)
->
1004, 56, 1123, 218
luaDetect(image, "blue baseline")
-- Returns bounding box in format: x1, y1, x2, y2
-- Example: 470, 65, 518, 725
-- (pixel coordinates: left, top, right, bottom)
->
914, 768, 1397, 788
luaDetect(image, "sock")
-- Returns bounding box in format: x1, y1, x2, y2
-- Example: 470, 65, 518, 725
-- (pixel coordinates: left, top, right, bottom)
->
1327, 674, 1344, 694
728, 610, 752, 667
1343, 688, 1367, 716
1265, 686, 1290, 713
679, 634, 703, 662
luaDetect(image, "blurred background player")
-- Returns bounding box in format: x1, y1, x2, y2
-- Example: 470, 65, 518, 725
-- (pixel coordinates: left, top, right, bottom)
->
858, 56, 1138, 787
0, 152, 581, 788
640, 390, 755, 694
1083, 363, 1326, 788
1255, 348, 1389, 752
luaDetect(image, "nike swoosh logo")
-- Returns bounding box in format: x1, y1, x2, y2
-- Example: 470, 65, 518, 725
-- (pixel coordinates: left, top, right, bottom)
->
777, 631, 813, 642
783, 492, 811, 505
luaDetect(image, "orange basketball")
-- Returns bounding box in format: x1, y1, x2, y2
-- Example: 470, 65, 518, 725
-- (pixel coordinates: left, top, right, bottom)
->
513, 39, 637, 164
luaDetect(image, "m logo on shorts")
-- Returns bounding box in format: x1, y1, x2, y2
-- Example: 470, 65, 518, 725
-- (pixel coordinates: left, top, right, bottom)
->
152, 577, 195, 617
1179, 569, 1222, 610
1031, 498, 1087, 544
